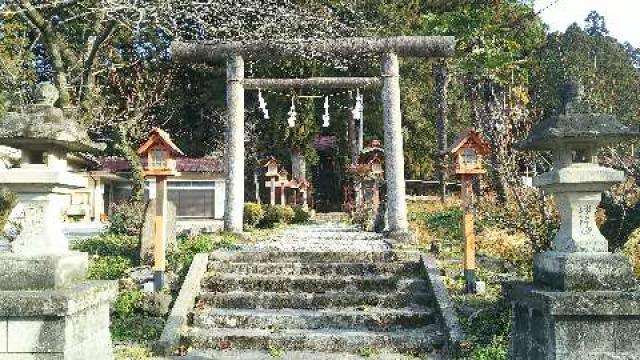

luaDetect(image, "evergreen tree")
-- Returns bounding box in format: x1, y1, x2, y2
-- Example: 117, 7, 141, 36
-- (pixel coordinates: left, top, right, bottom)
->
584, 10, 609, 37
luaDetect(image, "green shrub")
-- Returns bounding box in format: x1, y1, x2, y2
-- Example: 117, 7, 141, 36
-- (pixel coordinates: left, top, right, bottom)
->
424, 206, 462, 241
260, 205, 294, 228
109, 201, 145, 236
244, 202, 264, 227
168, 234, 239, 277
111, 316, 164, 342
114, 346, 152, 360
470, 335, 508, 360
113, 289, 144, 319
0, 187, 16, 230
72, 234, 139, 262
292, 206, 311, 224
87, 256, 132, 280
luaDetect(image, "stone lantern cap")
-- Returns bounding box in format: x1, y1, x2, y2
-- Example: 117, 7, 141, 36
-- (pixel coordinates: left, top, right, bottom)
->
518, 81, 638, 151
0, 82, 105, 153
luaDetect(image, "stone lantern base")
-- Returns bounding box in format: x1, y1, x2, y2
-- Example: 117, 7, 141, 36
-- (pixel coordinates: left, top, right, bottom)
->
504, 281, 640, 360
0, 280, 117, 358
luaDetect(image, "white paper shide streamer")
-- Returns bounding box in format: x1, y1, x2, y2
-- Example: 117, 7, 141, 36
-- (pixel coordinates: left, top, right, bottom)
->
322, 96, 330, 127
287, 97, 297, 128
352, 92, 363, 121
258, 90, 270, 119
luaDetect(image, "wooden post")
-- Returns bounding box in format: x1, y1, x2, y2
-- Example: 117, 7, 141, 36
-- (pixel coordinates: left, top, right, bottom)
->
270, 177, 276, 205
153, 175, 167, 290
280, 182, 286, 206
302, 189, 308, 210
461, 175, 476, 293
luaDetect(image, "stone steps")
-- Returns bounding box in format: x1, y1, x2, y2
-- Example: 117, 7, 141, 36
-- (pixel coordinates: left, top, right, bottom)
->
182, 327, 445, 353
209, 251, 417, 264
207, 261, 421, 277
201, 274, 429, 293
179, 225, 444, 358
192, 307, 436, 331
180, 350, 444, 359
196, 290, 432, 310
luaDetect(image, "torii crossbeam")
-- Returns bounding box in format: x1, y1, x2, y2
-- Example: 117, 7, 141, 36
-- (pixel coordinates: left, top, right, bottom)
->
171, 36, 456, 239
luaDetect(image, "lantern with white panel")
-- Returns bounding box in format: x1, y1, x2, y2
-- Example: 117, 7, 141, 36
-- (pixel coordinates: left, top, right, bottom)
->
137, 128, 184, 290
447, 128, 490, 293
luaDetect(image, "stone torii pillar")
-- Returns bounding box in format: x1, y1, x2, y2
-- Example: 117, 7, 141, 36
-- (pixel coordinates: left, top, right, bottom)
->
172, 36, 456, 237
381, 52, 409, 237
225, 55, 245, 233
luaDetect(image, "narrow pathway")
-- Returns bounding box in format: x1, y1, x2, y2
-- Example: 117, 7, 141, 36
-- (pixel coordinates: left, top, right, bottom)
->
178, 222, 446, 359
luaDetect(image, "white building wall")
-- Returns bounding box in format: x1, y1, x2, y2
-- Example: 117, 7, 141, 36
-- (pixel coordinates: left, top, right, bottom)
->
214, 180, 226, 220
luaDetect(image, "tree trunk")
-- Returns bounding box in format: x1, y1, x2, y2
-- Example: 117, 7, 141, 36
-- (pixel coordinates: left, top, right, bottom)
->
433, 60, 449, 202
478, 79, 510, 204
115, 125, 145, 202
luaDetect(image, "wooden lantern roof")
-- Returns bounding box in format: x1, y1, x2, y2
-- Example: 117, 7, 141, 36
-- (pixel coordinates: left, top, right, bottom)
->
137, 128, 185, 157
447, 128, 490, 155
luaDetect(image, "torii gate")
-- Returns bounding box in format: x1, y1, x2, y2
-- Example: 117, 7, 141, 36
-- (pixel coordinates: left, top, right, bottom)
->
172, 36, 456, 239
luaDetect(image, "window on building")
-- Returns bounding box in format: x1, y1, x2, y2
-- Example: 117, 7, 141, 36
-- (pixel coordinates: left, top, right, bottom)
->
167, 181, 216, 218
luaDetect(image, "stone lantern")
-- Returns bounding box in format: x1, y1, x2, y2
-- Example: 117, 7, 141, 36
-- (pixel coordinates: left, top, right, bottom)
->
137, 128, 183, 290
0, 83, 115, 357
278, 169, 289, 206
263, 158, 280, 205
505, 81, 639, 359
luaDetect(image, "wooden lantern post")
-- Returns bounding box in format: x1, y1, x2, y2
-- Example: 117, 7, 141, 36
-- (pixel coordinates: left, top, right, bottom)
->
289, 179, 300, 206
299, 179, 309, 210
137, 128, 184, 290
447, 128, 490, 293
263, 158, 280, 206
278, 169, 289, 206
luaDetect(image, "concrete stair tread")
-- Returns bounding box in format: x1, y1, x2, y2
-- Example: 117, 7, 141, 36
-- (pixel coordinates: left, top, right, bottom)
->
206, 261, 421, 277
197, 290, 431, 309
201, 274, 428, 292
192, 306, 436, 330
184, 326, 445, 352
180, 350, 444, 359
195, 306, 434, 317
209, 251, 420, 264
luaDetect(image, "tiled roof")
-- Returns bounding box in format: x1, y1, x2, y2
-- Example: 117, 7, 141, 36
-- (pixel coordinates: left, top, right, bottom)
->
99, 156, 223, 173
314, 135, 338, 151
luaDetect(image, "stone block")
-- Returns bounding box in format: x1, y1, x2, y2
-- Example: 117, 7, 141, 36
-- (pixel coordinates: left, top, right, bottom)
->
7, 317, 64, 352
554, 318, 614, 353
504, 281, 640, 360
0, 252, 88, 291
534, 251, 636, 291
1, 317, 6, 352
614, 319, 640, 353
0, 281, 115, 358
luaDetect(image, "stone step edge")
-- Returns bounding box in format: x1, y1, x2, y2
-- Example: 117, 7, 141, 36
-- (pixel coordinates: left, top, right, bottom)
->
183, 326, 445, 353
191, 307, 436, 330
179, 349, 444, 360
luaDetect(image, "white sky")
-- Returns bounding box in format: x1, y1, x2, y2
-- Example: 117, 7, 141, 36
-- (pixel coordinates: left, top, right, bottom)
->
535, 0, 640, 47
